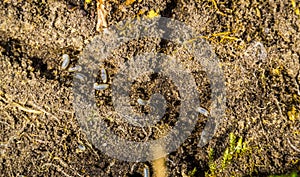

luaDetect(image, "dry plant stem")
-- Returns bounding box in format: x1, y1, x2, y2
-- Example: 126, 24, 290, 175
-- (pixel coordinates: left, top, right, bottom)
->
295, 71, 300, 95
0, 115, 30, 155
272, 96, 285, 120
27, 100, 60, 122
287, 137, 300, 153
42, 163, 73, 177
0, 94, 42, 114
96, 0, 108, 32
11, 102, 42, 114
53, 157, 83, 177
130, 162, 138, 173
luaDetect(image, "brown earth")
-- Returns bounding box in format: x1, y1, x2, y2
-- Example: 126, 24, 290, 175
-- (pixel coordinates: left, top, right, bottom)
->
0, 0, 300, 177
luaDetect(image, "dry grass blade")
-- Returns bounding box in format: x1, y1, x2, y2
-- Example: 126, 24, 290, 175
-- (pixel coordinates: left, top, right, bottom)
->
152, 145, 167, 177
96, 0, 108, 32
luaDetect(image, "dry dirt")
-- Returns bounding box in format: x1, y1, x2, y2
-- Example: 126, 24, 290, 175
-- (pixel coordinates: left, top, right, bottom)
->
0, 0, 300, 177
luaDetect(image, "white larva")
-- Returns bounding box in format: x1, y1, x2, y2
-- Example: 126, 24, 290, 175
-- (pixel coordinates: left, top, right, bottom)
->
74, 73, 86, 82
78, 144, 86, 151
68, 65, 82, 72
196, 107, 209, 117
137, 98, 148, 106
94, 83, 109, 90
143, 166, 149, 177
101, 68, 107, 83
61, 54, 70, 69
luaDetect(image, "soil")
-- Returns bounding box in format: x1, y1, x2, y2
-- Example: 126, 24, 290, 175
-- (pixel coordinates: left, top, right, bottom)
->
0, 0, 300, 177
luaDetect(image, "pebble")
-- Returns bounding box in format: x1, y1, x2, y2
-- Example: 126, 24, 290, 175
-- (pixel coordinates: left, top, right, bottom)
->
244, 41, 267, 61
253, 42, 267, 60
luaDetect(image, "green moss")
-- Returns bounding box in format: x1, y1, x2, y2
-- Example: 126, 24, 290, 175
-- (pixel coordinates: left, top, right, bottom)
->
235, 137, 243, 154
269, 171, 299, 177
188, 167, 197, 177
205, 132, 249, 176
207, 148, 217, 176
221, 147, 230, 168
229, 132, 236, 152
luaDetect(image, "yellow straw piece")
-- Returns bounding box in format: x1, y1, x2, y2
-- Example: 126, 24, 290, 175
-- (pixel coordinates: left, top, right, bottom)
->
220, 36, 239, 42
11, 102, 42, 114
147, 10, 159, 18
211, 31, 231, 37
291, 0, 296, 8
85, 0, 92, 4
295, 8, 300, 15
125, 0, 136, 6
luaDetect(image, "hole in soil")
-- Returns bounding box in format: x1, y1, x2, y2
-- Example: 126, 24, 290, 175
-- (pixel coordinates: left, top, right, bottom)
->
161, 0, 177, 18
0, 38, 23, 66
0, 37, 57, 80
29, 56, 56, 80
127, 172, 143, 177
